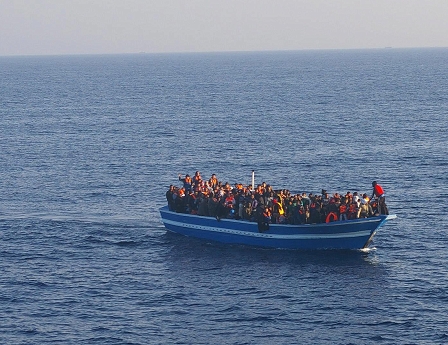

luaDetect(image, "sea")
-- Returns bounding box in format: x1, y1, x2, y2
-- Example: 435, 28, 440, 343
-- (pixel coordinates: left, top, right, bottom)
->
1, 48, 447, 345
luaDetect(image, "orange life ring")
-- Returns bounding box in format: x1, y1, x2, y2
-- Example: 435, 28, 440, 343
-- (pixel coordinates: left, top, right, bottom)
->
326, 212, 338, 223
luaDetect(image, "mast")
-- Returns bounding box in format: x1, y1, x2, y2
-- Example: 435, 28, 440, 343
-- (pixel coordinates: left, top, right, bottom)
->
251, 170, 255, 192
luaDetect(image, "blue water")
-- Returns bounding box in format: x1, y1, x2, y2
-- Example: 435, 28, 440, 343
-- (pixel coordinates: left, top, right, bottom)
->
1, 48, 448, 344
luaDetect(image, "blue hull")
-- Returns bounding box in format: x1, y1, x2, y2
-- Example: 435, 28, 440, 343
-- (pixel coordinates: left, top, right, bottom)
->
159, 206, 397, 250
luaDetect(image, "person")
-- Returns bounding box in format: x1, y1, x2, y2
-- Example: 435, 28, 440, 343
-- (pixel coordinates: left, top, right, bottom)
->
271, 198, 284, 224
352, 192, 360, 204
236, 192, 245, 219
309, 197, 321, 223
187, 191, 199, 214
263, 206, 271, 222
174, 187, 186, 213
224, 191, 236, 218
288, 197, 299, 224
243, 198, 253, 220
357, 195, 373, 218
250, 193, 258, 215
208, 174, 218, 189
197, 194, 209, 216
301, 192, 310, 209
339, 198, 348, 221
322, 192, 330, 214
166, 185, 175, 211
347, 202, 358, 220
254, 204, 269, 232
178, 174, 192, 193
172, 173, 391, 222
192, 171, 202, 189
371, 181, 389, 215
303, 205, 310, 224
207, 194, 219, 217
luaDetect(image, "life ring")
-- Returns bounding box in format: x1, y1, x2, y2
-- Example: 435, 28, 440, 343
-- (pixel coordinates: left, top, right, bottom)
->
326, 212, 338, 223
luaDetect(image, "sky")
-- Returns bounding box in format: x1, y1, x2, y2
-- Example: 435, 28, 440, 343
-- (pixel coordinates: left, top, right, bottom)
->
1, 0, 448, 56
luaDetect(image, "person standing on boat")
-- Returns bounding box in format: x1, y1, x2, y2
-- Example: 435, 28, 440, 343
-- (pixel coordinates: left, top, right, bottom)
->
371, 181, 389, 215
249, 194, 258, 217
166, 185, 175, 211
208, 173, 218, 189
192, 171, 202, 190
178, 174, 192, 193
339, 198, 348, 221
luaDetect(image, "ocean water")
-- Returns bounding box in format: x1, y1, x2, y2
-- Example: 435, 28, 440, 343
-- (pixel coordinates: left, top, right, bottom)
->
1, 48, 448, 344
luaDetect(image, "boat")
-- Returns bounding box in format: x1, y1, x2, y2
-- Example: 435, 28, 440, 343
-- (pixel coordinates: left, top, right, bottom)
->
159, 206, 397, 250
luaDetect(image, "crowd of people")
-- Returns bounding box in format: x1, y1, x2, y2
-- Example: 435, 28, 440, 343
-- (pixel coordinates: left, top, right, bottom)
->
165, 171, 389, 226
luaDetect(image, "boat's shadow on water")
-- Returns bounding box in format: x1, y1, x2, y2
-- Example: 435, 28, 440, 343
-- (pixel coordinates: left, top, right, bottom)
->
162, 231, 385, 273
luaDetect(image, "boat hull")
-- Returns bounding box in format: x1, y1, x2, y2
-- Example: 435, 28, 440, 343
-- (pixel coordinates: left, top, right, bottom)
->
159, 206, 396, 250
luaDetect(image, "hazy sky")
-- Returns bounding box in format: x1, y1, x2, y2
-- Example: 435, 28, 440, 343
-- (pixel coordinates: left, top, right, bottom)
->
1, 0, 447, 56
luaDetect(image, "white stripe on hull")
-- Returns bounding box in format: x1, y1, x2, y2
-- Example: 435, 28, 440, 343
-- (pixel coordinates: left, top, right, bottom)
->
162, 219, 373, 240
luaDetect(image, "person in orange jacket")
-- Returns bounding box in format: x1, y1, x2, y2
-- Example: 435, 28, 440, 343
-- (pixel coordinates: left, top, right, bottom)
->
371, 181, 389, 215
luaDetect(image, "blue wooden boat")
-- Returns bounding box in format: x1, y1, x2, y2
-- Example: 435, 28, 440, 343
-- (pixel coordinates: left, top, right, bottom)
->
159, 206, 397, 250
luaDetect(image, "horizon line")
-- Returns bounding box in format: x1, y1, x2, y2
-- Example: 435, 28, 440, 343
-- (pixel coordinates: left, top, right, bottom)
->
1, 45, 448, 58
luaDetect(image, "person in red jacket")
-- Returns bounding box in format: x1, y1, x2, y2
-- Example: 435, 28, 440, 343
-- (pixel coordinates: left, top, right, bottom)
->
371, 181, 389, 215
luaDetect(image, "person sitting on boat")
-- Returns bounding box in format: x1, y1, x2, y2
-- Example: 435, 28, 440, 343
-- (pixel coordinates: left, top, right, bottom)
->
357, 195, 373, 218
371, 181, 389, 215
234, 182, 244, 191
362, 193, 370, 204
216, 190, 236, 219
263, 206, 272, 223
278, 212, 288, 224
203, 180, 214, 196
216, 186, 225, 198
